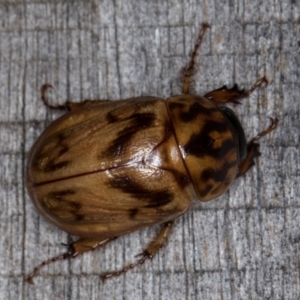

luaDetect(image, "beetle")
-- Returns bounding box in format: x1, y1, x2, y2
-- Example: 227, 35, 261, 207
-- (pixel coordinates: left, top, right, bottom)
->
26, 24, 278, 283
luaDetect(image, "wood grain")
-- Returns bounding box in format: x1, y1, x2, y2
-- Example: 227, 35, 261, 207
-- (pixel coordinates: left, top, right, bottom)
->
0, 1, 299, 299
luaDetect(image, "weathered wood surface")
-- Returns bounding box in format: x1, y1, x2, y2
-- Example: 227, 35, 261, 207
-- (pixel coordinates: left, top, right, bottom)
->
0, 1, 299, 299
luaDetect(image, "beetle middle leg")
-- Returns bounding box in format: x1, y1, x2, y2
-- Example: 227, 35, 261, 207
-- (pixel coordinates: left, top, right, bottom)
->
101, 220, 174, 281
41, 84, 109, 111
204, 77, 268, 104
236, 117, 279, 178
182, 23, 210, 94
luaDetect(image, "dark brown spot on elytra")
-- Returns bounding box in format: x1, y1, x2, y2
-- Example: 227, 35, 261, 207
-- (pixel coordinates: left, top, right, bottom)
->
44, 160, 69, 172
58, 145, 69, 156
144, 191, 174, 208
52, 133, 70, 157
44, 190, 76, 213
108, 175, 173, 208
106, 111, 119, 123
33, 133, 70, 172
75, 214, 84, 221
46, 190, 83, 220
129, 208, 139, 219
104, 112, 156, 157
48, 189, 75, 199
70, 201, 82, 210
109, 175, 147, 195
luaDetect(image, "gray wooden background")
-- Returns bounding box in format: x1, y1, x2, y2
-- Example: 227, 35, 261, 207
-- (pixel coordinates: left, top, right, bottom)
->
0, 0, 299, 299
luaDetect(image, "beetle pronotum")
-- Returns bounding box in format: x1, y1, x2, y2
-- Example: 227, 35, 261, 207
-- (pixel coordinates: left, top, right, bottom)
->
26, 24, 278, 283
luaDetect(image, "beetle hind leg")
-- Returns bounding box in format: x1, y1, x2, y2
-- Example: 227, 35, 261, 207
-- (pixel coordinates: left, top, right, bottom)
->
25, 236, 116, 284
101, 221, 174, 281
26, 221, 174, 284
237, 117, 279, 178
204, 77, 268, 104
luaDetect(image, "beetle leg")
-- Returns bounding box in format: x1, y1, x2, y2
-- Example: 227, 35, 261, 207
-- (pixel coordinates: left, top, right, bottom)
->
25, 236, 116, 284
182, 23, 210, 94
41, 84, 109, 111
41, 84, 70, 110
101, 220, 174, 281
204, 77, 268, 104
236, 117, 279, 177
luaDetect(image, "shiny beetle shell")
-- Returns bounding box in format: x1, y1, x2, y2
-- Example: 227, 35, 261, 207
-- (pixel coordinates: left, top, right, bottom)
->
26, 95, 239, 237
26, 24, 278, 282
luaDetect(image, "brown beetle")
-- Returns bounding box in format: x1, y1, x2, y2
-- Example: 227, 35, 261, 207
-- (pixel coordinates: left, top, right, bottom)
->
26, 24, 278, 283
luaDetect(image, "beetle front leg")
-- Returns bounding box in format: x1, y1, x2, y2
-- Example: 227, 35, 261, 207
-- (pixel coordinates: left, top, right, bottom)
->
204, 77, 268, 104
182, 23, 210, 94
26, 236, 116, 284
101, 220, 174, 281
237, 117, 279, 178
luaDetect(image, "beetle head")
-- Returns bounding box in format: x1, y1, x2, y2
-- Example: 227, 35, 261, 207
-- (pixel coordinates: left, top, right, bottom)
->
219, 106, 247, 163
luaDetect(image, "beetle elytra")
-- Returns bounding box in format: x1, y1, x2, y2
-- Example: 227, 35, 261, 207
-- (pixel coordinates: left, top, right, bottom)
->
26, 24, 278, 283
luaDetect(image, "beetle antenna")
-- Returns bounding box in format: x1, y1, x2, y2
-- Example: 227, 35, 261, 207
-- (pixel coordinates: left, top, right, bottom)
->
182, 23, 210, 94
25, 251, 72, 284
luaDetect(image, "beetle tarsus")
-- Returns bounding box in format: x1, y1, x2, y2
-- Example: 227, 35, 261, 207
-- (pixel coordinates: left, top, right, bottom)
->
251, 117, 279, 142
182, 23, 210, 94
100, 251, 152, 282
243, 76, 268, 98
25, 251, 72, 284
100, 221, 174, 281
